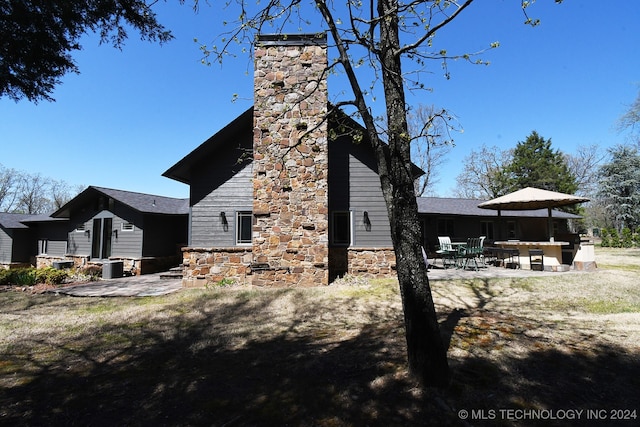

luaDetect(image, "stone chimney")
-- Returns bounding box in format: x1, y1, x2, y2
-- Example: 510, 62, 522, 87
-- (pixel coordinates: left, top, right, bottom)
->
252, 33, 329, 286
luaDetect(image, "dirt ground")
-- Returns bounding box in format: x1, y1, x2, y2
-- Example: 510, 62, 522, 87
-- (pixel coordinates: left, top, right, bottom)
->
0, 247, 638, 426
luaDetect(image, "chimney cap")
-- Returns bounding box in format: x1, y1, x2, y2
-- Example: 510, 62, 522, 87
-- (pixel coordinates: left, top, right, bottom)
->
256, 33, 327, 46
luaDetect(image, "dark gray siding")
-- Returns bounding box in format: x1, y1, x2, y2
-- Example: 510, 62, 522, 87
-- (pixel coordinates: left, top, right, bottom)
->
68, 208, 144, 258
0, 228, 33, 263
36, 222, 69, 256
0, 227, 12, 263
348, 152, 391, 247
189, 139, 253, 248
110, 209, 143, 258
328, 134, 392, 248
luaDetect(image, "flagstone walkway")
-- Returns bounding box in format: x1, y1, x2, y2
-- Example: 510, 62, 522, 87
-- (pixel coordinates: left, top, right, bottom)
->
50, 273, 182, 297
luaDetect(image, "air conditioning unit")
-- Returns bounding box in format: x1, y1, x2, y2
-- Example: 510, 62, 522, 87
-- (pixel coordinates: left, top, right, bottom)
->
102, 261, 123, 279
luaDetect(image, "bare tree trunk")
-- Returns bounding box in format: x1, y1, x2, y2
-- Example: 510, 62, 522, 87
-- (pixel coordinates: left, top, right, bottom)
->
376, 0, 450, 387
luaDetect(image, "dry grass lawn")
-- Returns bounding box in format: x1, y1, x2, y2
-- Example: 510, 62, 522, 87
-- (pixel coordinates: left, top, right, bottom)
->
0, 247, 639, 426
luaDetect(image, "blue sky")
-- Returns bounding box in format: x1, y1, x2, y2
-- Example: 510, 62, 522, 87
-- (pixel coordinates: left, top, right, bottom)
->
1, 1, 638, 199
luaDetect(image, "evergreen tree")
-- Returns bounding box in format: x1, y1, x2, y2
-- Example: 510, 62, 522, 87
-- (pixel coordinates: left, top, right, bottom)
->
506, 131, 578, 195
597, 144, 640, 231
1, 0, 172, 103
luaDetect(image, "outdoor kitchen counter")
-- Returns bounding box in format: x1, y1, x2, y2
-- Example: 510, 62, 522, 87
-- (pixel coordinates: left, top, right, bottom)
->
494, 240, 570, 271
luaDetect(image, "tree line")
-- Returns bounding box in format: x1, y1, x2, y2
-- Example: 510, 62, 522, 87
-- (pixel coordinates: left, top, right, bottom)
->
0, 164, 82, 214
444, 90, 640, 234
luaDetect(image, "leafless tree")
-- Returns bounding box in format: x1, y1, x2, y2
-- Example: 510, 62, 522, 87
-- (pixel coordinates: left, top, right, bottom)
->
408, 105, 456, 196
617, 88, 640, 144
0, 164, 20, 212
454, 145, 513, 199
16, 173, 51, 214
564, 144, 605, 198
0, 164, 80, 214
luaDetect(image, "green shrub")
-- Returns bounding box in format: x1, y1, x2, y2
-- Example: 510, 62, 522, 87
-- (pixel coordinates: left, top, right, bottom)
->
600, 228, 610, 247
0, 267, 68, 286
35, 267, 68, 285
0, 269, 12, 285
3, 268, 37, 286
609, 228, 621, 248
621, 227, 633, 248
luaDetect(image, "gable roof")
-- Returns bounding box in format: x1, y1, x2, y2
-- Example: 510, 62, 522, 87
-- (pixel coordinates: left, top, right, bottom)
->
163, 107, 254, 185
417, 197, 581, 219
52, 186, 189, 218
163, 105, 425, 186
0, 212, 38, 230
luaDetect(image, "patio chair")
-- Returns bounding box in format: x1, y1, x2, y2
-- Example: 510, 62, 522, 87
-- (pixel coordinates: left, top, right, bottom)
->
478, 236, 486, 267
436, 236, 457, 269
460, 237, 483, 271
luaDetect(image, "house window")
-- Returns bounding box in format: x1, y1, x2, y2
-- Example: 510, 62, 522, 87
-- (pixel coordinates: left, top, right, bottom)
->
480, 221, 494, 240
437, 218, 454, 237
331, 211, 352, 246
38, 239, 48, 255
236, 211, 253, 245
121, 222, 134, 231
507, 221, 517, 239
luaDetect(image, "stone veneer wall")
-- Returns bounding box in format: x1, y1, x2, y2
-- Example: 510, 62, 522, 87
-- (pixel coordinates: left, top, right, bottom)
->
252, 34, 329, 287
182, 247, 253, 287
36, 255, 91, 270
36, 255, 180, 276
347, 247, 396, 278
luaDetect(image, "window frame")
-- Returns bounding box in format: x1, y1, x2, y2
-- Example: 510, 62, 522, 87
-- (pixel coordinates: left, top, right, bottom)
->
480, 221, 495, 240
38, 239, 48, 255
331, 210, 352, 246
236, 211, 253, 245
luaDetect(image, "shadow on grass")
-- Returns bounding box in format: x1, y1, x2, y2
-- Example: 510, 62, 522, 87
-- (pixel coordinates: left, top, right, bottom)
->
439, 277, 640, 426
0, 291, 457, 426
1, 285, 639, 427
449, 344, 640, 426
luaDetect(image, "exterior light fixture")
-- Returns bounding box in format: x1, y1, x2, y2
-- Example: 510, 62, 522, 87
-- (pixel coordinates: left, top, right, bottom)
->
220, 211, 229, 232
363, 211, 371, 231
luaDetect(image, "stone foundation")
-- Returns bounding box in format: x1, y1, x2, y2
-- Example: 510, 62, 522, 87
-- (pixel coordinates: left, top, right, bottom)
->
346, 247, 396, 278
35, 254, 181, 276
36, 255, 91, 270
182, 247, 253, 287
181, 246, 395, 287
0, 262, 32, 270
320, 246, 397, 282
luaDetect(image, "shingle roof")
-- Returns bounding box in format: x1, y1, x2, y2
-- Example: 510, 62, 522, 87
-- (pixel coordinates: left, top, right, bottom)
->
52, 186, 189, 218
0, 212, 37, 229
417, 197, 581, 219
92, 187, 189, 215
18, 213, 65, 223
